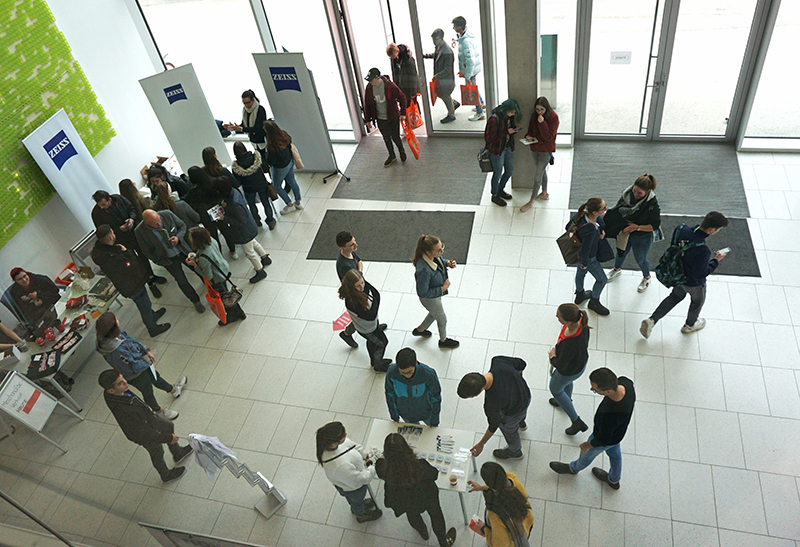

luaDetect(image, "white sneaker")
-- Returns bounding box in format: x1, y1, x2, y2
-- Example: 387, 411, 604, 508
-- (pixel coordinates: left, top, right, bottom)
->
640, 318, 655, 339
469, 112, 486, 121
607, 269, 622, 282
158, 408, 179, 420
172, 376, 187, 399
230, 251, 239, 260
293, 201, 303, 210
637, 277, 651, 293
281, 204, 296, 214
681, 318, 706, 334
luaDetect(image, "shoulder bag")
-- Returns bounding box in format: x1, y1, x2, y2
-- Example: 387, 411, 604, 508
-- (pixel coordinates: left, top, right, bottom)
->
478, 148, 493, 172
198, 255, 243, 307
556, 221, 582, 265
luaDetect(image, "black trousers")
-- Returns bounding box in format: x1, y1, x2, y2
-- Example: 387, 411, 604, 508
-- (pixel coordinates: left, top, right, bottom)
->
358, 326, 388, 368
377, 118, 405, 158
142, 440, 185, 479
406, 501, 447, 546
163, 254, 200, 304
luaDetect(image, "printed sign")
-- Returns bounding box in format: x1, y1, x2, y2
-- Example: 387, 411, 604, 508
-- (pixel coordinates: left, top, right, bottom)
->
332, 310, 352, 331
43, 130, 77, 170
610, 52, 632, 65
0, 371, 58, 432
270, 67, 301, 92
164, 83, 188, 104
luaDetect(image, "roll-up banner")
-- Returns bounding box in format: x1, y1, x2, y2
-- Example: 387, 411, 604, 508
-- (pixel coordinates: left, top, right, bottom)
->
253, 53, 336, 172
139, 64, 231, 172
22, 109, 112, 233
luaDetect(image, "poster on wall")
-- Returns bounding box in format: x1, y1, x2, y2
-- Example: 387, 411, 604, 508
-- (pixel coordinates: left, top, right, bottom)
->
139, 64, 231, 171
253, 53, 336, 172
22, 109, 113, 233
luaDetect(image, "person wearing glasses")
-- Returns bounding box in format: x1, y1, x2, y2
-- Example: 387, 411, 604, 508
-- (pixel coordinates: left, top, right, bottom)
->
569, 197, 613, 316
548, 367, 635, 490
384, 347, 442, 426
411, 235, 459, 348
224, 90, 268, 168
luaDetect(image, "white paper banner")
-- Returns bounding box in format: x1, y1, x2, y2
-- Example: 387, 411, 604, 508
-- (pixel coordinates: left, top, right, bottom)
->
253, 53, 336, 172
139, 64, 231, 172
22, 109, 112, 233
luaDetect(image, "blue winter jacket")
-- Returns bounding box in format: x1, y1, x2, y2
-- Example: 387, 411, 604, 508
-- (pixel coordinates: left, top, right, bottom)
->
415, 257, 449, 299
677, 225, 719, 287
569, 214, 607, 267
96, 331, 150, 381
385, 362, 442, 426
221, 187, 258, 244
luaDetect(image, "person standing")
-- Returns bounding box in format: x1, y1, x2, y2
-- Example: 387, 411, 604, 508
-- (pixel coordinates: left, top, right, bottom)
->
316, 421, 382, 523
549, 368, 635, 490
412, 235, 459, 349
548, 303, 590, 436
152, 182, 201, 230
335, 231, 365, 349
263, 120, 304, 213
224, 90, 269, 168
385, 348, 442, 426
338, 269, 391, 372
364, 67, 408, 167
467, 462, 534, 547
640, 211, 729, 338
457, 355, 531, 460
570, 197, 612, 316
424, 29, 458, 124
452, 16, 484, 121
230, 141, 276, 230
387, 43, 420, 109
483, 99, 520, 207
99, 369, 192, 483
520, 96, 559, 211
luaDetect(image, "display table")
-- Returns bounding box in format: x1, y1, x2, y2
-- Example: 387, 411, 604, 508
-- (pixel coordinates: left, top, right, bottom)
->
366, 419, 479, 525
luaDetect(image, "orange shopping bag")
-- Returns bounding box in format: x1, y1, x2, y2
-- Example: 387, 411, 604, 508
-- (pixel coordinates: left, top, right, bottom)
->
461, 83, 479, 105
406, 100, 423, 130
401, 118, 420, 160
203, 277, 227, 324
429, 80, 438, 105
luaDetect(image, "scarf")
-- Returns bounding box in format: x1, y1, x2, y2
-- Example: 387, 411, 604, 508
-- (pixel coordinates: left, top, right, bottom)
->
616, 185, 655, 220
242, 99, 260, 129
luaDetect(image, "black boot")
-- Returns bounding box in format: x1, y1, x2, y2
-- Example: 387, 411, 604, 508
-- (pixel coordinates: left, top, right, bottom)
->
588, 298, 610, 316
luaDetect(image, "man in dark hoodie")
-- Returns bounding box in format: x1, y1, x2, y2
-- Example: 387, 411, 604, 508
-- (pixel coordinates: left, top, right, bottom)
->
386, 43, 420, 109
91, 225, 170, 337
364, 67, 407, 167
99, 368, 192, 483
230, 141, 276, 230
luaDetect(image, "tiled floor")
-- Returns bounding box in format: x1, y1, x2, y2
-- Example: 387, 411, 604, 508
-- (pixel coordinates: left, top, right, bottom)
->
2, 145, 800, 547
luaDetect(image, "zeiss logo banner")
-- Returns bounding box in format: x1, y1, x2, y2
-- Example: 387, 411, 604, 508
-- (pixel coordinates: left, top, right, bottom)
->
270, 67, 301, 92
44, 130, 77, 170
164, 84, 187, 104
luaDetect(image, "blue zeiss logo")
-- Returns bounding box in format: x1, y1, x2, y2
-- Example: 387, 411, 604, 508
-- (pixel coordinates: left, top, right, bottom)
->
270, 67, 301, 92
164, 84, 187, 104
44, 130, 77, 170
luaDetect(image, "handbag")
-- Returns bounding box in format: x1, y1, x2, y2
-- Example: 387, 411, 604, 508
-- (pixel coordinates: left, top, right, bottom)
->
199, 255, 244, 307
406, 100, 423, 130
290, 143, 304, 169
202, 276, 227, 323
429, 80, 438, 105
266, 183, 279, 202
556, 222, 582, 265
478, 148, 493, 173
401, 118, 421, 160
461, 83, 479, 106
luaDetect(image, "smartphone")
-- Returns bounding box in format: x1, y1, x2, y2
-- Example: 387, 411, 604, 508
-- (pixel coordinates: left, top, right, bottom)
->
717, 247, 731, 255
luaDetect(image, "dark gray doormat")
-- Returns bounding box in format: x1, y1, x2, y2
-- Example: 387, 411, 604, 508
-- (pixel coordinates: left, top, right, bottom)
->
333, 136, 486, 206
570, 141, 749, 217
614, 215, 759, 278
307, 210, 475, 264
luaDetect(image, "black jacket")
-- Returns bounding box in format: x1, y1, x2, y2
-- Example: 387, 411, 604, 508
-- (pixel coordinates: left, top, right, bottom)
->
484, 356, 531, 433
231, 152, 268, 194
241, 105, 267, 144
9, 273, 61, 325
550, 320, 590, 376
91, 195, 138, 249
375, 458, 440, 517
345, 281, 381, 321
266, 140, 293, 170
104, 390, 174, 446
91, 242, 148, 298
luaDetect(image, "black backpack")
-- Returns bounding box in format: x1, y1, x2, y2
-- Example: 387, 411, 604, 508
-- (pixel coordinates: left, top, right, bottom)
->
654, 224, 706, 288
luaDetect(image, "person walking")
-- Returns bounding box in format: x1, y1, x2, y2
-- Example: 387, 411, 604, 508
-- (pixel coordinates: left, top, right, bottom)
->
412, 235, 459, 348
424, 29, 458, 124
385, 348, 442, 426
338, 269, 391, 372
549, 368, 635, 490
604, 174, 661, 293
640, 211, 729, 338
387, 43, 420, 109
467, 462, 534, 547
570, 197, 612, 316
375, 433, 456, 546
316, 421, 382, 523
483, 98, 521, 207
452, 15, 484, 121
230, 141, 276, 230
364, 67, 408, 167
263, 120, 303, 213
548, 303, 590, 436
520, 96, 559, 210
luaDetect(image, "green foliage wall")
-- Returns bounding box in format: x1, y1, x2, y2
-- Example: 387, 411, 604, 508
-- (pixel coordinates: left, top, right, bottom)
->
0, 0, 115, 248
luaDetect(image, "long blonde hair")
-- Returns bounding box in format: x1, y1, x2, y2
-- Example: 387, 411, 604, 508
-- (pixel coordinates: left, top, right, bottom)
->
411, 235, 440, 266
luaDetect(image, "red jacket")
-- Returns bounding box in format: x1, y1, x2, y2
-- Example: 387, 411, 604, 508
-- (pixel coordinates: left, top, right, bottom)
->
364, 76, 407, 123
527, 110, 559, 153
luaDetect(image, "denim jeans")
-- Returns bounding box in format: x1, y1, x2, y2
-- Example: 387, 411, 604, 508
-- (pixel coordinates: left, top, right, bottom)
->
335, 484, 368, 516
549, 367, 586, 422
128, 369, 173, 412
614, 231, 652, 277
497, 407, 528, 455
131, 287, 158, 334
489, 148, 514, 196
569, 434, 622, 483
271, 161, 301, 204
468, 75, 483, 114
651, 283, 706, 327
244, 188, 275, 223
575, 257, 607, 299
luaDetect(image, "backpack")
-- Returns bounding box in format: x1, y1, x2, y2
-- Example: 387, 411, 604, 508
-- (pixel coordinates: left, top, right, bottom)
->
654, 224, 706, 288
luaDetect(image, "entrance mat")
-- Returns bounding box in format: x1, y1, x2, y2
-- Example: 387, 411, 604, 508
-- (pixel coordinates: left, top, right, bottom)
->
616, 215, 759, 278
307, 210, 475, 264
333, 136, 487, 206
570, 141, 749, 217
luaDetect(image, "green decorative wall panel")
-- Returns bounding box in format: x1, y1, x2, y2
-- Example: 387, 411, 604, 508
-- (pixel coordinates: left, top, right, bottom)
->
0, 0, 115, 248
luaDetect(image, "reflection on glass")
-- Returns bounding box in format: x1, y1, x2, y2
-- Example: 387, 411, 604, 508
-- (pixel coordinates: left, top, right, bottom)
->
585, 0, 658, 134
540, 0, 577, 133
745, 0, 800, 138
660, 0, 757, 136
139, 0, 269, 123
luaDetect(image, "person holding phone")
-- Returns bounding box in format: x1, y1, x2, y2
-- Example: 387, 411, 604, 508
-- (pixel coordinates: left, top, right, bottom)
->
483, 99, 521, 207
521, 96, 559, 211
412, 235, 459, 349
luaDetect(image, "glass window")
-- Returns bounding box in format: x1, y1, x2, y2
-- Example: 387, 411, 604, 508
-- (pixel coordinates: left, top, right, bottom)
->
540, 0, 577, 134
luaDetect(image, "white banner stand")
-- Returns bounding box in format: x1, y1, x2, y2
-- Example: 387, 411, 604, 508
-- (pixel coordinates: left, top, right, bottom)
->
0, 371, 84, 453
139, 64, 231, 172
22, 109, 113, 233
252, 53, 347, 182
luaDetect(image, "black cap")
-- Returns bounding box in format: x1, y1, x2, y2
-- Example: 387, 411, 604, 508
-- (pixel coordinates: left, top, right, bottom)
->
365, 68, 381, 81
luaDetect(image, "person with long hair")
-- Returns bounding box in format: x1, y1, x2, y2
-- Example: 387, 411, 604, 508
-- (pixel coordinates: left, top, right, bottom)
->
338, 269, 391, 372
375, 433, 456, 546
185, 166, 237, 258
484, 98, 521, 207
569, 197, 611, 316
118, 178, 152, 222
186, 226, 246, 326
201, 146, 238, 189
263, 120, 303, 214
153, 182, 200, 229
520, 96, 559, 211
411, 235, 459, 348
224, 90, 268, 167
603, 174, 661, 293
316, 421, 382, 523
231, 141, 276, 230
468, 462, 534, 547
548, 303, 591, 436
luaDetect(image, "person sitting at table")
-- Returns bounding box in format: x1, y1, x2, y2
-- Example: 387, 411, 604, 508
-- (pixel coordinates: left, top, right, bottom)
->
467, 462, 534, 547
375, 433, 456, 547
8, 268, 62, 334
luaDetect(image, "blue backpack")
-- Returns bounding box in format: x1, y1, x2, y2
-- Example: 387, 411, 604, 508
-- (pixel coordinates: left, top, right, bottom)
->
654, 224, 706, 288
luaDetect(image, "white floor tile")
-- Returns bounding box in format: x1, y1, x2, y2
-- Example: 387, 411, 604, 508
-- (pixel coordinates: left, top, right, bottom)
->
759, 472, 800, 540
669, 460, 718, 526
712, 466, 768, 534
696, 408, 746, 468
739, 414, 800, 475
